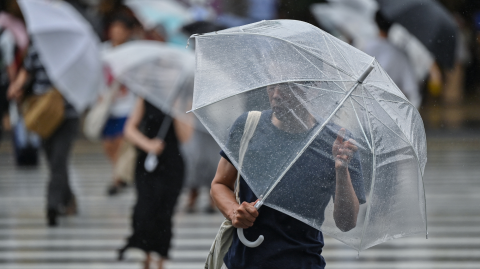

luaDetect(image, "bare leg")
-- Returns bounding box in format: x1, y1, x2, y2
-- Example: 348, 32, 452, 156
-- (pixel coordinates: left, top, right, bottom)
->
157, 256, 166, 269
187, 188, 198, 213
102, 136, 123, 163
104, 137, 127, 195
143, 252, 151, 269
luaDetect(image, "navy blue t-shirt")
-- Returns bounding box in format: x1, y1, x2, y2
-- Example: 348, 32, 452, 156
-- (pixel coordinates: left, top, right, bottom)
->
220, 110, 366, 269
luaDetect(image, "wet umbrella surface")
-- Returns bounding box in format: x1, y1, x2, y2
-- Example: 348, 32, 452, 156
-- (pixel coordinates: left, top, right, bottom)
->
190, 20, 427, 251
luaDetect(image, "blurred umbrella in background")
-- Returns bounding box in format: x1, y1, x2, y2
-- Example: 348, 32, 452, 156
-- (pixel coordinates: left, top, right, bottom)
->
388, 24, 434, 81
310, 0, 378, 48
0, 12, 29, 50
182, 20, 225, 36
103, 40, 195, 171
377, 0, 458, 69
311, 0, 434, 81
125, 0, 193, 46
102, 40, 194, 120
17, 0, 102, 113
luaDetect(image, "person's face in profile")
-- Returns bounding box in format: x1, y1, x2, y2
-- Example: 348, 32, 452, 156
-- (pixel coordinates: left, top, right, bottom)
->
267, 83, 306, 122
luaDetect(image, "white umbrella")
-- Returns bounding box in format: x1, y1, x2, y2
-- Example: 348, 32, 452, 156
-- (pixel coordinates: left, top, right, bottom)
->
310, 2, 378, 48
103, 40, 195, 171
102, 40, 195, 117
125, 0, 193, 46
18, 0, 102, 113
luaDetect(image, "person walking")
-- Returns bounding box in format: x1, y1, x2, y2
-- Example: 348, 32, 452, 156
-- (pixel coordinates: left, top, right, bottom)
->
118, 98, 185, 269
362, 11, 421, 108
100, 15, 137, 195
183, 122, 219, 214
210, 82, 365, 269
7, 41, 79, 226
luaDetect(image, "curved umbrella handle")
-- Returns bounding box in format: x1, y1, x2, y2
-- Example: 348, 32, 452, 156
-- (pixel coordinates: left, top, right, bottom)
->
144, 152, 158, 172
237, 228, 264, 248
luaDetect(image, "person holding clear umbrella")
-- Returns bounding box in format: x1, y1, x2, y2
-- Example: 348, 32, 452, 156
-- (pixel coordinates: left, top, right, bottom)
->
211, 82, 365, 269
118, 97, 185, 269
105, 41, 193, 269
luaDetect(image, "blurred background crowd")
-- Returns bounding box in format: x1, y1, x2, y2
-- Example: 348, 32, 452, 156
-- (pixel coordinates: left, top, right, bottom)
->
1, 0, 480, 268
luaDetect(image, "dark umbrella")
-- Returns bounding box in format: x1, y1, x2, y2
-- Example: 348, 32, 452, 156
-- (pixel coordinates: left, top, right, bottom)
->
377, 0, 458, 69
181, 20, 226, 36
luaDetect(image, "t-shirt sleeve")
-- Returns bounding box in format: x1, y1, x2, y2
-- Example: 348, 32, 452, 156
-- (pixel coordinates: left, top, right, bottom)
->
219, 150, 232, 164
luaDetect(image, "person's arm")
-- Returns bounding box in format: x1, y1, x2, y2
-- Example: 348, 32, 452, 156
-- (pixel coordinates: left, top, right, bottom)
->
173, 116, 194, 143
332, 128, 360, 232
7, 68, 28, 101
211, 157, 259, 228
124, 97, 164, 155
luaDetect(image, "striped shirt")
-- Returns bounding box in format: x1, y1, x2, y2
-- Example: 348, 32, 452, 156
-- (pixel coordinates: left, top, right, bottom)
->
23, 42, 78, 118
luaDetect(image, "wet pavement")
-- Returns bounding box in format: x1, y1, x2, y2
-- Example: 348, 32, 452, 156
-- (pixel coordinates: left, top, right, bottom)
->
0, 132, 479, 269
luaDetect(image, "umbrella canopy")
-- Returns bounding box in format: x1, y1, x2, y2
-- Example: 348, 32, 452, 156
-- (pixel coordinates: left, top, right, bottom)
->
102, 40, 195, 120
311, 2, 433, 81
18, 0, 102, 113
191, 20, 427, 251
310, 2, 378, 47
377, 0, 458, 69
125, 0, 192, 46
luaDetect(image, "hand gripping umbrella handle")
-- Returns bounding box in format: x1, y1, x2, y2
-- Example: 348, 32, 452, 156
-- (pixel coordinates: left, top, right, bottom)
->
144, 152, 158, 172
237, 200, 264, 248
144, 115, 173, 172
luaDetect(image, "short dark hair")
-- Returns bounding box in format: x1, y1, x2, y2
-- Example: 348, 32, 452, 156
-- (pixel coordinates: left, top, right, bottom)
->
375, 10, 393, 33
110, 14, 135, 30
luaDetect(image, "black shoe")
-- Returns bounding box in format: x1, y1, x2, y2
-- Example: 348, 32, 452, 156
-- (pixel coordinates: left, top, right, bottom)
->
107, 181, 127, 196
47, 208, 58, 227
117, 245, 129, 261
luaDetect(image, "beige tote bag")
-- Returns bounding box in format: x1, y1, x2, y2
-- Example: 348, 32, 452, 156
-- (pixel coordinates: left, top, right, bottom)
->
204, 111, 261, 269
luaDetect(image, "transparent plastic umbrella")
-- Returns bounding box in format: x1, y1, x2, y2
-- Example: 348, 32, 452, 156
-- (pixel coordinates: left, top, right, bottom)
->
103, 40, 195, 171
18, 0, 102, 113
190, 20, 427, 251
125, 0, 193, 46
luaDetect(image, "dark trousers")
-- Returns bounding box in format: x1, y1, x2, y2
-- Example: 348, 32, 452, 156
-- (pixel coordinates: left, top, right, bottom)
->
43, 118, 78, 209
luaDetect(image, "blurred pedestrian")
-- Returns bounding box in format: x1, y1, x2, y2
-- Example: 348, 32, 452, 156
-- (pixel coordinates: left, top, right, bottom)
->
100, 15, 137, 195
0, 25, 16, 141
182, 121, 219, 214
118, 98, 185, 269
7, 40, 79, 227
362, 11, 421, 108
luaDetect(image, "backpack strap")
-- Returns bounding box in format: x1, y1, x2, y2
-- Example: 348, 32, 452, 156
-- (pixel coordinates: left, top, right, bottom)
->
234, 111, 261, 204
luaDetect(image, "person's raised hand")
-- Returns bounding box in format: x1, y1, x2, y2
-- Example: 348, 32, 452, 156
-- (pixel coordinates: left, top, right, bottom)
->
231, 200, 259, 229
332, 128, 358, 169
149, 138, 165, 155
7, 83, 23, 102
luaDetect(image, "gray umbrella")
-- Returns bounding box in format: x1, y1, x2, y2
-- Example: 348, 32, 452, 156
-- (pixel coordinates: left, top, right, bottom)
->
377, 0, 458, 69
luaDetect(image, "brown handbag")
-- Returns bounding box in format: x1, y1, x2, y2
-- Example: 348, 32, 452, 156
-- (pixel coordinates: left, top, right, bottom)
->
22, 88, 65, 139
